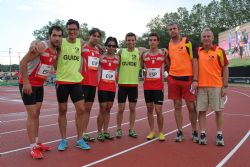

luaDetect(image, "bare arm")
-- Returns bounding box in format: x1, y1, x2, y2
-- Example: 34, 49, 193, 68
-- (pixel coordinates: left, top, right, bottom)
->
221, 65, 229, 97
20, 41, 45, 94
191, 58, 198, 90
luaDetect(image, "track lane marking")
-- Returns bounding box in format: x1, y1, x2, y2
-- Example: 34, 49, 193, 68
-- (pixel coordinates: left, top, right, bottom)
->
216, 130, 250, 167
0, 101, 175, 155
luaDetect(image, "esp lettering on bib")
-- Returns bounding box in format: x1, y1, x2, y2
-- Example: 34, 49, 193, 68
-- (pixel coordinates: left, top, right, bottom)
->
102, 70, 116, 82
88, 57, 99, 70
36, 64, 52, 80
146, 68, 160, 80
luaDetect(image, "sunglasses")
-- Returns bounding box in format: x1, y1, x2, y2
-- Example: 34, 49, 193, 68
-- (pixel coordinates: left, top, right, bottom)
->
107, 45, 116, 48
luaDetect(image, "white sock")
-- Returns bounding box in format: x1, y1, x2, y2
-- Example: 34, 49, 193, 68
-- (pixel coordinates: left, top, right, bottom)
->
35, 137, 39, 144
201, 130, 206, 134
30, 143, 37, 150
217, 131, 222, 135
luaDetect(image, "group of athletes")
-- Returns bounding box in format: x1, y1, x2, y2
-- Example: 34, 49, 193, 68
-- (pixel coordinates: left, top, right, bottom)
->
19, 19, 229, 159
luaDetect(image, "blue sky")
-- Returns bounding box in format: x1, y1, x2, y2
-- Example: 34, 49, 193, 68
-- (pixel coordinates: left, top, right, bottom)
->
0, 0, 212, 65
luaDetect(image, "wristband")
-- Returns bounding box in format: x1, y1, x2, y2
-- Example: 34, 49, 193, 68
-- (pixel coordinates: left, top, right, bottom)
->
192, 79, 198, 82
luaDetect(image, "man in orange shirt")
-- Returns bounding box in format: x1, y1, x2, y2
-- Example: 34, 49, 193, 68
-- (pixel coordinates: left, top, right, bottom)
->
197, 28, 229, 146
166, 22, 198, 143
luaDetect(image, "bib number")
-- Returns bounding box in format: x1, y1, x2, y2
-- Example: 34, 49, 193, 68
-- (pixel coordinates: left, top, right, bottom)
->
146, 68, 160, 79
88, 57, 99, 70
36, 64, 52, 80
102, 70, 115, 82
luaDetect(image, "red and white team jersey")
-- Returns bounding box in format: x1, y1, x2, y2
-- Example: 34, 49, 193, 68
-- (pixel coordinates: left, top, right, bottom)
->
81, 45, 100, 86
143, 52, 164, 90
98, 55, 119, 92
19, 41, 57, 86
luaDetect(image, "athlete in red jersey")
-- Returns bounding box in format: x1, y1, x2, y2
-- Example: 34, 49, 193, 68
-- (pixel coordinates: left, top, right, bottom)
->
142, 32, 167, 141
96, 37, 120, 141
19, 26, 62, 159
81, 28, 102, 141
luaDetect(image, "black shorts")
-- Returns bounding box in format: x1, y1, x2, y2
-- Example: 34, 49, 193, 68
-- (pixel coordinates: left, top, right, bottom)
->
144, 90, 164, 105
98, 90, 115, 103
19, 84, 44, 105
118, 86, 138, 103
82, 85, 96, 102
56, 84, 84, 103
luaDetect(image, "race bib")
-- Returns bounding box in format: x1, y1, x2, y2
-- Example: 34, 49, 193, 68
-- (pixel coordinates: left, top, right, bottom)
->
146, 68, 160, 79
88, 57, 99, 70
102, 70, 116, 82
36, 64, 52, 80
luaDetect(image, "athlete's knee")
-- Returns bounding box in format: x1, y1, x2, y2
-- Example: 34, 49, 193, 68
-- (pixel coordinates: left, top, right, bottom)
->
155, 109, 163, 116
118, 105, 125, 113
58, 105, 67, 116
174, 100, 182, 110
27, 110, 39, 120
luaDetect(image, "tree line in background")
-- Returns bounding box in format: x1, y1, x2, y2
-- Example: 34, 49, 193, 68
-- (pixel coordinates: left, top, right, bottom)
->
33, 20, 106, 44
0, 0, 249, 72
122, 0, 250, 48
32, 0, 249, 48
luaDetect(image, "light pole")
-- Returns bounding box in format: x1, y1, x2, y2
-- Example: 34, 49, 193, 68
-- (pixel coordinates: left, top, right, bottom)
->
9, 48, 12, 76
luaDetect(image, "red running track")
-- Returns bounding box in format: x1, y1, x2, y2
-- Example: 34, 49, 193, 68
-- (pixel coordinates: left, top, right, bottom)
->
0, 84, 249, 167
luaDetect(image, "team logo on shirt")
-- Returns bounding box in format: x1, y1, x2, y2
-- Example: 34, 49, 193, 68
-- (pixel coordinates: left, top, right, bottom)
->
178, 46, 183, 51
132, 54, 137, 60
209, 55, 215, 60
75, 47, 80, 54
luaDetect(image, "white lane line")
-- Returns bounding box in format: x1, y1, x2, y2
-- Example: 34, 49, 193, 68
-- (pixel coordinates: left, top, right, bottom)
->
0, 102, 175, 155
224, 113, 250, 117
0, 105, 147, 135
231, 90, 250, 98
1, 99, 171, 134
1, 98, 158, 123
216, 130, 250, 167
82, 112, 215, 167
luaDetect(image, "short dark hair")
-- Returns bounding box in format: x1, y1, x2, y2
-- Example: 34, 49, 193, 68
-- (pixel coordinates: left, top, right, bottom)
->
125, 32, 136, 40
48, 25, 63, 36
104, 36, 118, 48
148, 32, 160, 41
89, 28, 102, 37
167, 21, 181, 30
66, 19, 80, 29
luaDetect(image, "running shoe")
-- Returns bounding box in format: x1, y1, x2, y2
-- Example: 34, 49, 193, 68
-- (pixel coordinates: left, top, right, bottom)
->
146, 132, 155, 140
216, 134, 225, 146
58, 139, 68, 151
30, 146, 43, 159
128, 129, 138, 138
103, 132, 114, 140
76, 138, 91, 150
82, 133, 95, 142
37, 143, 51, 151
175, 131, 184, 142
97, 132, 105, 141
199, 133, 207, 145
158, 132, 165, 141
192, 131, 199, 143
115, 129, 123, 138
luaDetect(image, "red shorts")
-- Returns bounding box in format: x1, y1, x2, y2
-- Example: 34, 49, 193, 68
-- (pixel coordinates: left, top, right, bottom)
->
167, 76, 196, 101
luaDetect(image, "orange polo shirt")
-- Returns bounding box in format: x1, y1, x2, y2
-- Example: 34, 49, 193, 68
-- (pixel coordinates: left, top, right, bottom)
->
168, 37, 196, 76
198, 45, 229, 87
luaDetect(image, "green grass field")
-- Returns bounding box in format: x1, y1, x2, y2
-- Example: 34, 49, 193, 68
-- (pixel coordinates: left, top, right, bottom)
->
229, 56, 250, 67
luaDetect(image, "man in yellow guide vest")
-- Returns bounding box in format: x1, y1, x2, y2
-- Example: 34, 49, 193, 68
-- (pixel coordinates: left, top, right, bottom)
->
116, 32, 146, 138
56, 19, 90, 151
